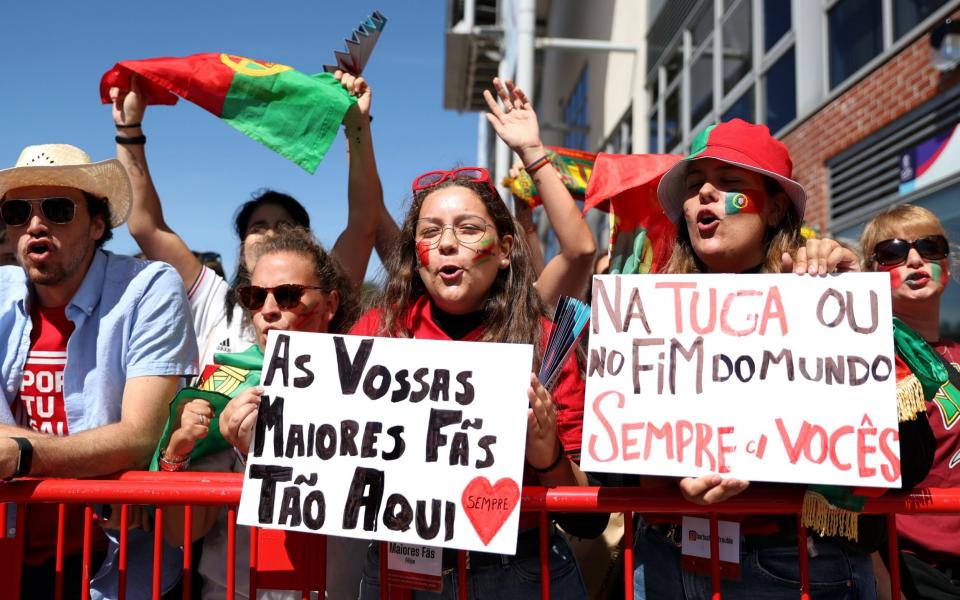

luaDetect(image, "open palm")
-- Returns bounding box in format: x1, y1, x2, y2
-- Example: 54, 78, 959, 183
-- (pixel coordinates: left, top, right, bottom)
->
483, 78, 542, 156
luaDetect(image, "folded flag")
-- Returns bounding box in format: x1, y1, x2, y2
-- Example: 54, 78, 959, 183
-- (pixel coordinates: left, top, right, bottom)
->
504, 146, 595, 207
150, 344, 264, 471
584, 153, 682, 274
100, 53, 356, 173
538, 296, 590, 392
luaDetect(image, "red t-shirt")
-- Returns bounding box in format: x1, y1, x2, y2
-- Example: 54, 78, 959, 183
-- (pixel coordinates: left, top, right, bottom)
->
13, 304, 103, 564
896, 339, 960, 565
350, 296, 587, 530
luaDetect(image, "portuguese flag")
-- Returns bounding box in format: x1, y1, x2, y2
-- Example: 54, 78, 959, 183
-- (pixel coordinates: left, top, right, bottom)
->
100, 53, 356, 173
504, 146, 595, 207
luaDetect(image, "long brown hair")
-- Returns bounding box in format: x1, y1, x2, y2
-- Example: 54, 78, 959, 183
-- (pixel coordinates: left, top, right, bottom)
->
376, 179, 545, 366
252, 225, 359, 334
664, 178, 803, 274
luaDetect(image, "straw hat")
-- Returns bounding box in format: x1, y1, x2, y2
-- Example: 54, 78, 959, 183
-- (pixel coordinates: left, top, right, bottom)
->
0, 144, 132, 227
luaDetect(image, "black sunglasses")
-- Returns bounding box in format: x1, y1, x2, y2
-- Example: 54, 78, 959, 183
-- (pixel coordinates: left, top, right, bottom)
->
0, 197, 77, 226
236, 284, 325, 311
873, 235, 949, 267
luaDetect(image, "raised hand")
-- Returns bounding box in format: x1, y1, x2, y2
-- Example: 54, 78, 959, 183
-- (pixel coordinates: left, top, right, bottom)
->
483, 78, 543, 162
679, 474, 750, 505
219, 386, 264, 455
781, 238, 861, 275
110, 73, 146, 127
335, 69, 372, 129
525, 374, 563, 471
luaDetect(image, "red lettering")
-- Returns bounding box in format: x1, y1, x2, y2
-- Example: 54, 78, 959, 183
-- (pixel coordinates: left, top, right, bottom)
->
655, 281, 696, 334
587, 391, 624, 462
720, 290, 762, 336
717, 426, 735, 473
828, 426, 854, 471
759, 286, 789, 335
676, 420, 694, 463
803, 425, 828, 464
689, 289, 717, 334
622, 422, 645, 460
878, 428, 901, 482
857, 421, 878, 478
775, 418, 809, 464
644, 422, 674, 461
694, 422, 716, 470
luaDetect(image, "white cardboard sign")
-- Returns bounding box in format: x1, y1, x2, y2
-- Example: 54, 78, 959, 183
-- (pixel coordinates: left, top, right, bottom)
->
237, 331, 532, 554
581, 273, 901, 488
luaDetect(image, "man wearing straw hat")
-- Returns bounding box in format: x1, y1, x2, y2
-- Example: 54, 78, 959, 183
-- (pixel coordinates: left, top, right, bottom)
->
0, 143, 198, 597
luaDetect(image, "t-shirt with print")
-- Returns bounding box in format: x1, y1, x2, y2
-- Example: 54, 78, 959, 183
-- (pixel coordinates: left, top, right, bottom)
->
896, 339, 960, 566
188, 266, 256, 385
15, 303, 105, 564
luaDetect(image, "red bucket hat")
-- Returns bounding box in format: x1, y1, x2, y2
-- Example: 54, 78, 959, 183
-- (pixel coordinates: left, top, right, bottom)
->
657, 119, 806, 224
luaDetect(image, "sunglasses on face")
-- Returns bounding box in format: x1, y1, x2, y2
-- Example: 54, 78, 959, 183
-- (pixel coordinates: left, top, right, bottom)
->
236, 284, 325, 311
0, 197, 77, 226
412, 167, 498, 197
872, 235, 949, 267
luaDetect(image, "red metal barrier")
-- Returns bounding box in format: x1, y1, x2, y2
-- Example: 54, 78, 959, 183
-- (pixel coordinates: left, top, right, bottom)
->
1, 472, 959, 599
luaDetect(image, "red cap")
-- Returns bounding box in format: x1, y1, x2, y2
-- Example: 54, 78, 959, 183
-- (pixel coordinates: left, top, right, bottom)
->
657, 119, 806, 223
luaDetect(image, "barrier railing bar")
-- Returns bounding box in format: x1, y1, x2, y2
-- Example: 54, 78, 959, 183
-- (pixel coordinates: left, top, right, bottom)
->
623, 511, 634, 597
886, 515, 901, 599
153, 506, 164, 600
797, 513, 810, 600
182, 505, 192, 600
540, 510, 550, 599
119, 504, 128, 600
378, 540, 388, 600
227, 506, 237, 600
249, 520, 259, 597
82, 505, 93, 600
316, 532, 327, 599
709, 512, 720, 599
457, 549, 467, 600
56, 503, 66, 600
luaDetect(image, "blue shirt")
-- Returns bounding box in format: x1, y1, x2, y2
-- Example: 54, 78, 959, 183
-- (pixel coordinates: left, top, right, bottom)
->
0, 250, 199, 429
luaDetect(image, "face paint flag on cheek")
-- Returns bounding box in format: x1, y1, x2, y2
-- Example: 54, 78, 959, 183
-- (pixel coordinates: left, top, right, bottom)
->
416, 240, 431, 268
723, 190, 764, 216
930, 260, 950, 286
879, 263, 905, 289
473, 237, 496, 265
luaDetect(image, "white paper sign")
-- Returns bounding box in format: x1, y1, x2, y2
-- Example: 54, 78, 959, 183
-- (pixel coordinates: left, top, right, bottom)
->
581, 274, 901, 488
237, 331, 532, 554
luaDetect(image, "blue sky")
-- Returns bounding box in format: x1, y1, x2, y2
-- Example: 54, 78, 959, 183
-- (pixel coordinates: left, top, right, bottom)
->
0, 1, 479, 281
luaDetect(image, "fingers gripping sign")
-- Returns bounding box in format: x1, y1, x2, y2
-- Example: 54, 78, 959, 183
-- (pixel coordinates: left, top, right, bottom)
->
679, 474, 750, 505
166, 398, 215, 459
782, 238, 861, 275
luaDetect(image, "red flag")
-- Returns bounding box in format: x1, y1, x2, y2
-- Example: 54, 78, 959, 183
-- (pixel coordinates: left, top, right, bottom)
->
583, 153, 683, 274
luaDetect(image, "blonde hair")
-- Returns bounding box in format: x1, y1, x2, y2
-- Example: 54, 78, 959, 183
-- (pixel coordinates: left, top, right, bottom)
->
859, 204, 947, 271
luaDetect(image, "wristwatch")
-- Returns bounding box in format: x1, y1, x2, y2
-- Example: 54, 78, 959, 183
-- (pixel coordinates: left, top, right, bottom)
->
4, 437, 33, 481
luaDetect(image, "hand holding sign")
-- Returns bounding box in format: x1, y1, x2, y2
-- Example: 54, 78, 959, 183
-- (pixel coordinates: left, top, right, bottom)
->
782, 238, 861, 275
679, 475, 750, 506
526, 374, 562, 471
219, 386, 264, 455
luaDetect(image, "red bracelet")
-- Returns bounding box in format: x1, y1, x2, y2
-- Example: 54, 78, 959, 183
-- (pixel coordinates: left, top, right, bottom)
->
524, 154, 551, 175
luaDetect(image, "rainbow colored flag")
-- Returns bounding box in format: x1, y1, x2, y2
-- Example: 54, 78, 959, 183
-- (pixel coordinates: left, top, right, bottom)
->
583, 153, 682, 274
100, 53, 357, 173
505, 146, 595, 207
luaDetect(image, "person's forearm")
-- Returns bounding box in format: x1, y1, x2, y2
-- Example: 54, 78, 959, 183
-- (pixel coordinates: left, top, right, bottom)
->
536, 452, 590, 487
334, 120, 382, 287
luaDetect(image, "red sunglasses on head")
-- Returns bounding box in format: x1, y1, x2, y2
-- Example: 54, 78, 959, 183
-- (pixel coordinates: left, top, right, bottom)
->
411, 167, 497, 197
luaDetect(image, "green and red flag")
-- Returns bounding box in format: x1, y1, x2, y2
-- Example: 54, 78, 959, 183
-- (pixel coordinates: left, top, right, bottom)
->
583, 153, 682, 274
100, 53, 356, 173
504, 146, 595, 207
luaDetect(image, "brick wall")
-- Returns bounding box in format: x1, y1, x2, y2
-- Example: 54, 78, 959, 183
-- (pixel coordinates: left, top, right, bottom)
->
782, 10, 960, 232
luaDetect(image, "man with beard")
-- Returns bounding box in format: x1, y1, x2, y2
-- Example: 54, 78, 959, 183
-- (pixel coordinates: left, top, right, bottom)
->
0, 144, 198, 598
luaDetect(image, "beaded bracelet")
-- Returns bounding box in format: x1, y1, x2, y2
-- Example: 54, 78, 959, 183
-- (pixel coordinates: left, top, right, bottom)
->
524, 154, 551, 175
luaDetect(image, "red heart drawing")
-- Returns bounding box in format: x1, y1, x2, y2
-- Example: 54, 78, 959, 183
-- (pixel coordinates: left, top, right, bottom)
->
461, 477, 520, 546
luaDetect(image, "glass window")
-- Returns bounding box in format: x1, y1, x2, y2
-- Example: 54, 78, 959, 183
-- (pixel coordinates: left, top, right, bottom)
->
828, 0, 883, 89
764, 0, 792, 51
895, 0, 949, 40
722, 0, 752, 94
764, 47, 796, 133
665, 88, 681, 151
690, 49, 714, 128
665, 44, 683, 87
692, 3, 714, 49
649, 114, 659, 153
722, 87, 754, 122
563, 67, 589, 150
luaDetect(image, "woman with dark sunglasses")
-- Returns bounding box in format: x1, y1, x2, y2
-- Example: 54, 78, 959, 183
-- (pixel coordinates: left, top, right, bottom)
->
156, 225, 369, 599
861, 204, 960, 600
348, 85, 607, 593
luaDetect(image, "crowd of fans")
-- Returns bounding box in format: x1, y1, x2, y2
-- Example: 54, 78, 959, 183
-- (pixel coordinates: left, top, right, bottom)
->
0, 71, 956, 600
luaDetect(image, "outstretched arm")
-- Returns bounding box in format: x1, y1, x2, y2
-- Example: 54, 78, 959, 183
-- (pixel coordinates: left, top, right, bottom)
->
111, 75, 202, 289
483, 79, 595, 308
330, 71, 382, 288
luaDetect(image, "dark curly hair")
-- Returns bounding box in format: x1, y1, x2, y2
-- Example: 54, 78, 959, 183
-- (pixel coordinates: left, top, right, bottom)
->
250, 224, 358, 334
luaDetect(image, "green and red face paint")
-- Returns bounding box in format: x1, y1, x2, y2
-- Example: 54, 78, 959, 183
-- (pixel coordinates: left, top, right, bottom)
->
880, 259, 950, 289
472, 237, 496, 265
723, 190, 764, 216
416, 241, 432, 268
